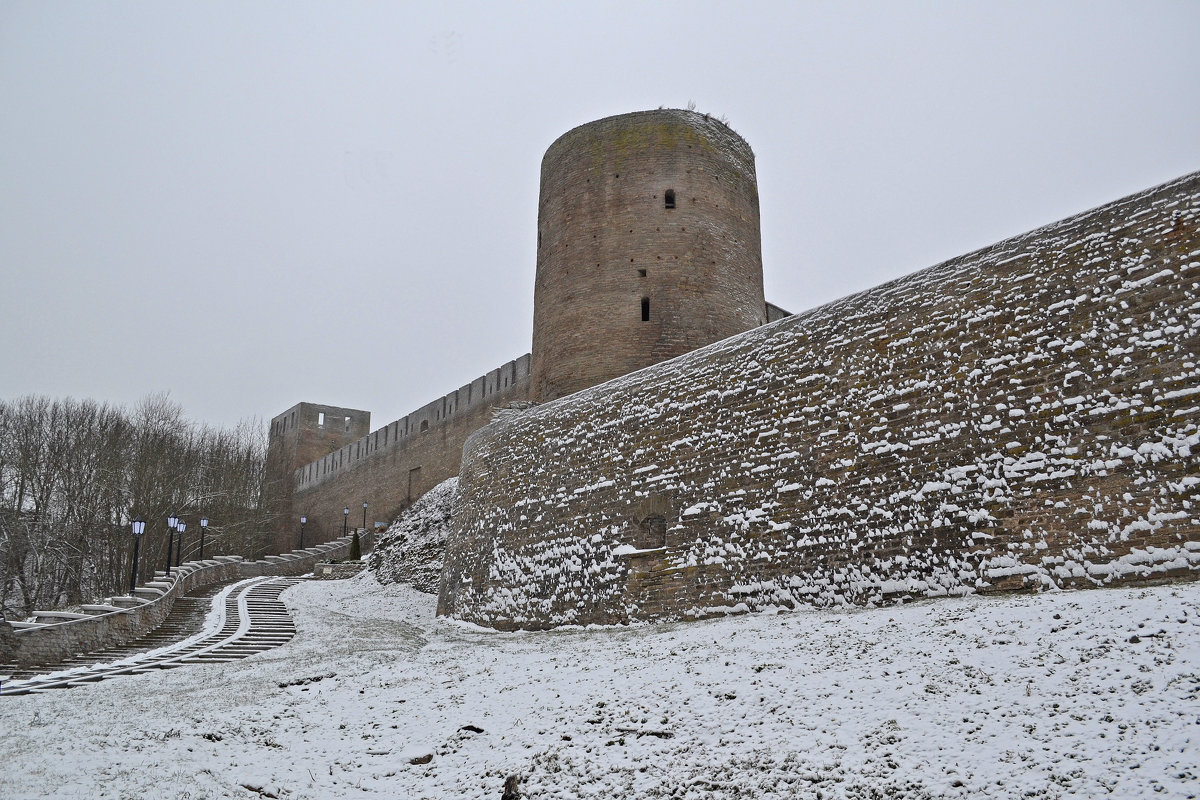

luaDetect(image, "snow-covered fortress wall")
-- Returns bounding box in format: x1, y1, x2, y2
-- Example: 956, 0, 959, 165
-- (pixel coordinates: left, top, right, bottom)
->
439, 172, 1200, 629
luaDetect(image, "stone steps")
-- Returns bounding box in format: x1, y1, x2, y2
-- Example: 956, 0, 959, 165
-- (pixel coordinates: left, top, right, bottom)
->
1, 578, 304, 694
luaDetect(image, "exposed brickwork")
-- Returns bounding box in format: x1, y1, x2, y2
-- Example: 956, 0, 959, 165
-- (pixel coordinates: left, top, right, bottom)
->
288, 357, 531, 543
530, 109, 766, 403
440, 172, 1200, 629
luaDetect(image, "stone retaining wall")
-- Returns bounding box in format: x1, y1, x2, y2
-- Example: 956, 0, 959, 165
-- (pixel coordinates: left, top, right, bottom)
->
440, 171, 1200, 629
313, 562, 369, 580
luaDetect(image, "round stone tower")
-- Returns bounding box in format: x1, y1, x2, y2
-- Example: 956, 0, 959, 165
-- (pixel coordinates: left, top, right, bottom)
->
529, 109, 766, 403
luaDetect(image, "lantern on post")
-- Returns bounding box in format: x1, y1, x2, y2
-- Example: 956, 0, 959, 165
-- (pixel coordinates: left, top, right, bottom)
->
130, 517, 146, 594
166, 515, 179, 577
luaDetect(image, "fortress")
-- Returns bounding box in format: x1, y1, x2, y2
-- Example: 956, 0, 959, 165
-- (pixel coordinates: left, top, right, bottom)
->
265, 110, 788, 550
267, 109, 1200, 629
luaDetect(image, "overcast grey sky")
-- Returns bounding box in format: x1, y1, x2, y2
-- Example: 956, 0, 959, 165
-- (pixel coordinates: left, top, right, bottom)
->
2, 1, 1198, 431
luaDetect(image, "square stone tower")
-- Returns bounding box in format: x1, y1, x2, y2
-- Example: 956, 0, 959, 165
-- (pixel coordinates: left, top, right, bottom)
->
264, 402, 370, 552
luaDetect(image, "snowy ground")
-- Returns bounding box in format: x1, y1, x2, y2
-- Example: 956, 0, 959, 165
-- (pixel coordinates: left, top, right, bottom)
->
0, 577, 1197, 800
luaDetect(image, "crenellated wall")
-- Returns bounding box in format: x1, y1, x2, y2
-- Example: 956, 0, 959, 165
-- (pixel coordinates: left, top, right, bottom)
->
268, 403, 372, 473
439, 171, 1200, 629
288, 356, 531, 543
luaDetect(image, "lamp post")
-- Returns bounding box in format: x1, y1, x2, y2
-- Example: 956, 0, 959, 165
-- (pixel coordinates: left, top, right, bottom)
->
130, 517, 146, 595
362, 501, 368, 532
343, 507, 349, 537
299, 515, 307, 549
199, 517, 208, 560
166, 515, 179, 577
176, 521, 186, 566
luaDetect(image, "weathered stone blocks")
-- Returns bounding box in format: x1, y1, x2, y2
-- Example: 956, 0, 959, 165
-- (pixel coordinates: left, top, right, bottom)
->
441, 171, 1200, 629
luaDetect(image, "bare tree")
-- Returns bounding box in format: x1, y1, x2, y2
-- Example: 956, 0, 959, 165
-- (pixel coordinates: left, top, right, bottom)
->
0, 393, 271, 618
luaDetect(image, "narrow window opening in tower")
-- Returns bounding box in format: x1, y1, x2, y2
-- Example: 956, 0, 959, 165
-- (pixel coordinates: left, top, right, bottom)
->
420, 420, 429, 433
318, 412, 325, 427
664, 189, 676, 209
641, 297, 650, 321
344, 416, 351, 432
638, 268, 647, 277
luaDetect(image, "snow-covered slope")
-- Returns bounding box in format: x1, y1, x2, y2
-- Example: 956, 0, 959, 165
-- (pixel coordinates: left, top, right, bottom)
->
0, 577, 1196, 799
367, 477, 457, 594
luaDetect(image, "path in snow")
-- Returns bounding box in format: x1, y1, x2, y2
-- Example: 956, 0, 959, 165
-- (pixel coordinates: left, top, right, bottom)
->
1, 576, 302, 695
0, 576, 1195, 799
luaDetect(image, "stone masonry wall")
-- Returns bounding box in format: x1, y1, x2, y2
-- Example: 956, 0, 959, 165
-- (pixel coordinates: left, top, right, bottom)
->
291, 356, 531, 543
440, 171, 1200, 629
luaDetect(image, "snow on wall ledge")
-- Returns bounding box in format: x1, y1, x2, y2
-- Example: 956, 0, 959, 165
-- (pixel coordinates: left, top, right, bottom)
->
439, 172, 1200, 630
